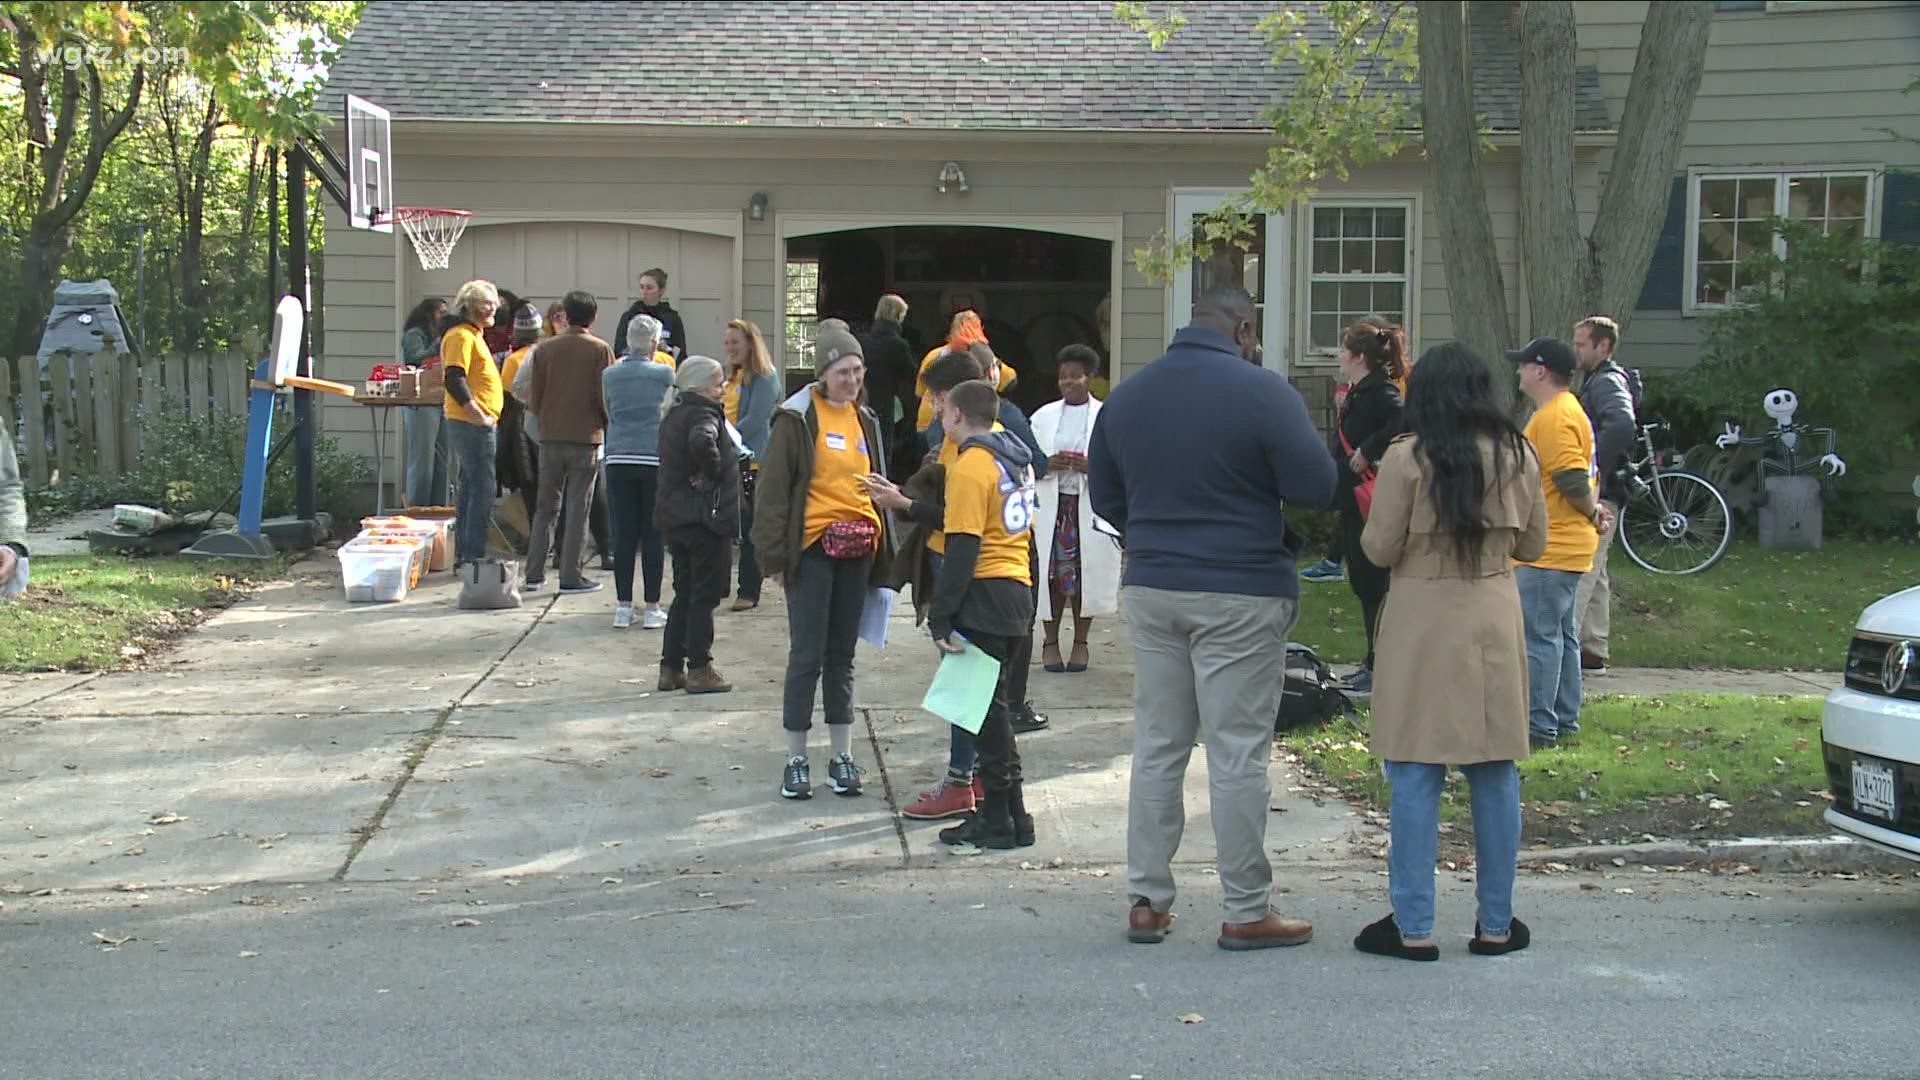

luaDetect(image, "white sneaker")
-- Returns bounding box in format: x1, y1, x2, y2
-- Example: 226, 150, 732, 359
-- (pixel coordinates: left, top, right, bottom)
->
612, 605, 634, 629
642, 606, 668, 630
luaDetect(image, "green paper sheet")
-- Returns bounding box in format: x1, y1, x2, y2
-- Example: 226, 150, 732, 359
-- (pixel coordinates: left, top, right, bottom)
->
921, 641, 1002, 735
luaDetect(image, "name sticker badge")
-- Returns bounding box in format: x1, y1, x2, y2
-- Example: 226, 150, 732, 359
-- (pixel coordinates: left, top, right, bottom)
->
824, 432, 849, 452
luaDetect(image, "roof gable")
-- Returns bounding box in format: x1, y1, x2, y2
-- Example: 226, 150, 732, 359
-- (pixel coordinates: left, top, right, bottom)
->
323, 1, 1611, 133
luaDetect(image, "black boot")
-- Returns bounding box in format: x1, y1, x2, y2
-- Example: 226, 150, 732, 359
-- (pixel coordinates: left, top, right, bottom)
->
940, 789, 1016, 850
1008, 783, 1035, 848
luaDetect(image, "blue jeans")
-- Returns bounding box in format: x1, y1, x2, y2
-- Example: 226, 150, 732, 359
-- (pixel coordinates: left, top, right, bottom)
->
403, 406, 450, 507
447, 418, 497, 565
1516, 565, 1583, 740
1384, 760, 1520, 939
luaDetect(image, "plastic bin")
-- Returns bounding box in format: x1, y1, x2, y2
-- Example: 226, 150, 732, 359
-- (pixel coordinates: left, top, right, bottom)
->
339, 535, 428, 602
368, 512, 455, 571
359, 522, 440, 576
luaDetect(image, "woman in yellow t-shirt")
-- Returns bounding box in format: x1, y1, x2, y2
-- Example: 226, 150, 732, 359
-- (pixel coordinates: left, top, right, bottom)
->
913, 310, 1016, 434
722, 318, 779, 610
440, 279, 503, 566
750, 320, 890, 802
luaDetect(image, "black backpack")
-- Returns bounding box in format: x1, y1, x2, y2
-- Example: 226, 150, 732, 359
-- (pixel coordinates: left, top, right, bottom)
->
1275, 643, 1353, 731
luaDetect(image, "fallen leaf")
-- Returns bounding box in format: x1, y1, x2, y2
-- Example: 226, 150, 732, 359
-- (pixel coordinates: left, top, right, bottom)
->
124, 846, 145, 857
450, 918, 482, 927
148, 814, 186, 826
92, 931, 132, 947
601, 840, 623, 848
239, 951, 259, 958
1580, 882, 1601, 891
969, 903, 987, 910
601, 877, 623, 885
1615, 888, 1635, 895
1610, 857, 1627, 868
1178, 1013, 1205, 1025
647, 768, 672, 779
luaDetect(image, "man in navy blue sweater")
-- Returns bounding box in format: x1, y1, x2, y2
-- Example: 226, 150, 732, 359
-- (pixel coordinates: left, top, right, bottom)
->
1089, 285, 1337, 952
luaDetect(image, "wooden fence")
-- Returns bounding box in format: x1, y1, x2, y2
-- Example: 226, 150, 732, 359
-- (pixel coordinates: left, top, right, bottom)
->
1, 350, 256, 487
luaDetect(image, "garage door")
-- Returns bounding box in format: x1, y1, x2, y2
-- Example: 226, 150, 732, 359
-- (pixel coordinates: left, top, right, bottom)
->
406, 221, 734, 358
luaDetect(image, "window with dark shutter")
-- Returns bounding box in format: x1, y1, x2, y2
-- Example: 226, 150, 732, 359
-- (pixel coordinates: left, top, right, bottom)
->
1636, 178, 1689, 311
1882, 171, 1920, 248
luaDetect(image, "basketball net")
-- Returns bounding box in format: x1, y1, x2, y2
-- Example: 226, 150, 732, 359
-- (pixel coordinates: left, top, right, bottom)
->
393, 207, 471, 270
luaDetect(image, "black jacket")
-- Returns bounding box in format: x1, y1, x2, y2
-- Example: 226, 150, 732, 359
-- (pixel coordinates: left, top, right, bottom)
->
1333, 372, 1405, 515
654, 396, 741, 538
614, 300, 691, 361
858, 318, 918, 425
1577, 359, 1637, 505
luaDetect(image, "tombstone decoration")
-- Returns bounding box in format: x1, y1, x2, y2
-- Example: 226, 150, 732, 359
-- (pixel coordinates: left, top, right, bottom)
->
36, 279, 134, 364
1714, 388, 1847, 550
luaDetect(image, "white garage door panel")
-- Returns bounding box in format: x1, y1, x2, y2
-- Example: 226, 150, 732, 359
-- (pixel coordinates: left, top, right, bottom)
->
403, 222, 734, 352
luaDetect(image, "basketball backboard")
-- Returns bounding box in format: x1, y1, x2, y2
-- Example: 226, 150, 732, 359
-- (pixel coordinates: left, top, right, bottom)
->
345, 94, 393, 233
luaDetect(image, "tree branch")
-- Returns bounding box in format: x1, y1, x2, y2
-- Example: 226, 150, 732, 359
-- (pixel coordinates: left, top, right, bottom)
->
1590, 0, 1712, 325
39, 60, 82, 213
43, 62, 144, 232
15, 26, 48, 148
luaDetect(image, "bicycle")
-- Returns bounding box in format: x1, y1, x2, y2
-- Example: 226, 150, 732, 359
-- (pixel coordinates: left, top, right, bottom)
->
1614, 421, 1734, 576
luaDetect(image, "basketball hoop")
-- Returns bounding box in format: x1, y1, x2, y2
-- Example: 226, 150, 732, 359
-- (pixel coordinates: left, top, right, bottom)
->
392, 206, 471, 270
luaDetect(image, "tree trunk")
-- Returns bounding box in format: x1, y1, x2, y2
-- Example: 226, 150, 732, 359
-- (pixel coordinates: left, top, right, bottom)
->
1588, 1, 1713, 330
10, 227, 71, 357
1518, 1, 1596, 341
1417, 2, 1514, 385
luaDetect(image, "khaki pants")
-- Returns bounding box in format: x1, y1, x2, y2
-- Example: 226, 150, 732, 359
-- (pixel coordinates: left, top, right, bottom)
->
1123, 586, 1297, 924
1575, 499, 1618, 661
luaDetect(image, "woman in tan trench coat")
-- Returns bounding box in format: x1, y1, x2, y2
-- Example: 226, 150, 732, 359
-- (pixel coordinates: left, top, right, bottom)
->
1353, 343, 1549, 962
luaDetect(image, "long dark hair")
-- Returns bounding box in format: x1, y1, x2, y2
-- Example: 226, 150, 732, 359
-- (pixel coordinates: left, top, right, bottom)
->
404, 297, 445, 335
1403, 343, 1531, 574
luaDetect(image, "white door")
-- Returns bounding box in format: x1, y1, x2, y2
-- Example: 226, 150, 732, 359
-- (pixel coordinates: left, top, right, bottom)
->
407, 222, 735, 357
1169, 190, 1289, 375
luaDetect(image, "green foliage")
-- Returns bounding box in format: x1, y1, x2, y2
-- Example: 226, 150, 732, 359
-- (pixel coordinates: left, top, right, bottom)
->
1677, 219, 1920, 468
25, 402, 370, 524
1115, 1, 1419, 284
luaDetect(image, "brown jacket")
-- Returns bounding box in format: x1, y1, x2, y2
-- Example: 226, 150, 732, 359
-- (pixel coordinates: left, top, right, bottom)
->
527, 330, 612, 444
750, 384, 891, 587
1360, 434, 1549, 765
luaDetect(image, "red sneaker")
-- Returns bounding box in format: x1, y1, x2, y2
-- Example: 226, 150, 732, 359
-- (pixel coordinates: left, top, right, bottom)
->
903, 780, 977, 820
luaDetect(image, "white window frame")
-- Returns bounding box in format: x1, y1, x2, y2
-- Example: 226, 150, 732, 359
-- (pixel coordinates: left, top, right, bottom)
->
1298, 195, 1420, 362
1683, 166, 1881, 315
1168, 189, 1290, 375
782, 256, 821, 372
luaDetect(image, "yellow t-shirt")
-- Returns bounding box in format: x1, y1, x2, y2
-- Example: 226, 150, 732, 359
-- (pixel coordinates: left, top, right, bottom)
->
914, 347, 1017, 429
1521, 390, 1600, 574
653, 350, 678, 371
723, 370, 742, 425
500, 345, 533, 396
801, 394, 881, 550
442, 323, 503, 423
944, 443, 1035, 586
926, 420, 1005, 556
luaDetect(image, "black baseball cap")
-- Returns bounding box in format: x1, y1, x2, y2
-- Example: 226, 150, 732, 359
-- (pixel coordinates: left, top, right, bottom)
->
1506, 336, 1577, 377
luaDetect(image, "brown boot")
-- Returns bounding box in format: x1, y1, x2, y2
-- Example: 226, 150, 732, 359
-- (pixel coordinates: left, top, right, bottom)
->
685, 665, 732, 695
658, 663, 686, 692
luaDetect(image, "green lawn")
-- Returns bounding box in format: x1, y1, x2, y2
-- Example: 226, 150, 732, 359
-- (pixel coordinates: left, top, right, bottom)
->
1281, 693, 1831, 837
1293, 539, 1915, 671
0, 555, 283, 672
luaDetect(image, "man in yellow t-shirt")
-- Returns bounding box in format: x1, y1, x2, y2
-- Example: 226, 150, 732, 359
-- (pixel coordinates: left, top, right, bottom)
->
1509, 336, 1614, 748
927, 380, 1038, 851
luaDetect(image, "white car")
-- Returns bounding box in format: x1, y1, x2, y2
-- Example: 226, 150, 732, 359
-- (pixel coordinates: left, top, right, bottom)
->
1822, 585, 1920, 862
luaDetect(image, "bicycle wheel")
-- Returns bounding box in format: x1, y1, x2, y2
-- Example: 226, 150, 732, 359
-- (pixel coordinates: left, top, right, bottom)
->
1619, 471, 1734, 575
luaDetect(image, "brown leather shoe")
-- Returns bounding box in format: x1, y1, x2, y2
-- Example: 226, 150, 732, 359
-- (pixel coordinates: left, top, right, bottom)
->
1127, 899, 1175, 944
1218, 910, 1314, 951
658, 664, 686, 692
685, 665, 733, 695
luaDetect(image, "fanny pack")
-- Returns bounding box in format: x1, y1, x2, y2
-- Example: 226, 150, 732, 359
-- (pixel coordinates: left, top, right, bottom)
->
822, 519, 877, 560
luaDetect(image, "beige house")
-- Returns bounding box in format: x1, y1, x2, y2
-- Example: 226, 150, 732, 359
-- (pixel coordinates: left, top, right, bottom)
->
317, 0, 1920, 476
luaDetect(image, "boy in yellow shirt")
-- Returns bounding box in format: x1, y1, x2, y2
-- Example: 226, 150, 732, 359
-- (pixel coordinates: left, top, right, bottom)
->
926, 380, 1040, 852
1509, 337, 1615, 748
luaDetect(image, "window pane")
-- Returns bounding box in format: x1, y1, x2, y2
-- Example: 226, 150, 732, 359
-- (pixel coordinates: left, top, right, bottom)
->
1310, 314, 1340, 350
1829, 217, 1864, 243
1737, 178, 1777, 218
1342, 239, 1375, 274
1375, 209, 1407, 238
1374, 237, 1406, 275
1341, 207, 1374, 238
1338, 283, 1370, 311
1786, 176, 1824, 220
1372, 282, 1405, 317
1310, 282, 1339, 310
1699, 178, 1739, 221
1829, 176, 1868, 220
1698, 263, 1733, 305
1698, 219, 1735, 261
1312, 208, 1340, 238
1312, 239, 1342, 275
1735, 219, 1771, 259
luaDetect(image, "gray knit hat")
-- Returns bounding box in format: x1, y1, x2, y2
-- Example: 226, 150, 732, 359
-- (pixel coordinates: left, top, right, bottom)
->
813, 319, 863, 377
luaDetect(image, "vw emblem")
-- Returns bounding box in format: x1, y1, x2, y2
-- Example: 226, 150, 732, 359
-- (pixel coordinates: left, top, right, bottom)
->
1883, 640, 1915, 696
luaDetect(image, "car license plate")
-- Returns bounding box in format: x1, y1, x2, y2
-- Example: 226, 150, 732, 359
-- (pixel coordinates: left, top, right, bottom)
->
1851, 758, 1898, 821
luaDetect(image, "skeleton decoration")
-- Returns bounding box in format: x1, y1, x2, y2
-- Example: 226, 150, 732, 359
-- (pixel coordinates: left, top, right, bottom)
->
1715, 387, 1847, 479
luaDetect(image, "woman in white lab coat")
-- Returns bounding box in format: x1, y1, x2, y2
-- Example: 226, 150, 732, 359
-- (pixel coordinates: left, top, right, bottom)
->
1030, 344, 1121, 673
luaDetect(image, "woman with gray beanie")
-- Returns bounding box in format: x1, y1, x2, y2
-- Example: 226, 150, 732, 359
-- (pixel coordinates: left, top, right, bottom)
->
654, 355, 741, 694
751, 320, 890, 801
601, 314, 677, 630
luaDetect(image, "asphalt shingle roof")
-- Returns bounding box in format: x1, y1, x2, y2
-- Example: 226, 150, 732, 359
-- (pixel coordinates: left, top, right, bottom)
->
323, 1, 1612, 133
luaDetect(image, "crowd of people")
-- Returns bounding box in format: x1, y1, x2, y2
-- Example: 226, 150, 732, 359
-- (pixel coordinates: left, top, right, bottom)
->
397, 267, 1643, 956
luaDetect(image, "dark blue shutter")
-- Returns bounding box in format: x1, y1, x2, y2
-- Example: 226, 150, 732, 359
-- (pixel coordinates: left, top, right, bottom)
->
1882, 171, 1920, 248
1636, 177, 1689, 311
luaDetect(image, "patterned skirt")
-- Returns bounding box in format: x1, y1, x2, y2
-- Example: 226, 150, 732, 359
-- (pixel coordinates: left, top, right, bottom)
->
1050, 494, 1082, 597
